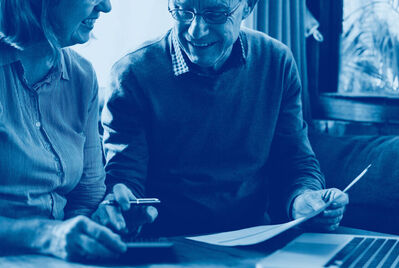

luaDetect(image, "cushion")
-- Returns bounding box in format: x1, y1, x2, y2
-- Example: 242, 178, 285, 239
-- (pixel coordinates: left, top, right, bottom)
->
309, 133, 399, 234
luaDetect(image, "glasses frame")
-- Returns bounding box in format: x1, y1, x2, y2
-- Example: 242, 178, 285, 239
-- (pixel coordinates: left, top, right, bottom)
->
168, 0, 242, 24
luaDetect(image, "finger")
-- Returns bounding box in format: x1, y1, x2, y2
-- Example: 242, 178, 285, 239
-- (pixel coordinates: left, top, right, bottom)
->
323, 207, 345, 218
328, 191, 349, 208
79, 217, 127, 254
71, 234, 119, 260
292, 191, 326, 219
123, 207, 150, 228
145, 206, 158, 223
309, 195, 327, 211
113, 184, 135, 211
105, 204, 127, 232
91, 206, 108, 225
326, 223, 340, 232
92, 202, 126, 232
314, 215, 343, 226
298, 194, 325, 214
123, 206, 158, 236
92, 193, 117, 225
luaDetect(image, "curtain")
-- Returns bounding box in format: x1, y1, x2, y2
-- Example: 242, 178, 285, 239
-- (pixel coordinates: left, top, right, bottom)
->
307, 0, 343, 95
245, 0, 311, 121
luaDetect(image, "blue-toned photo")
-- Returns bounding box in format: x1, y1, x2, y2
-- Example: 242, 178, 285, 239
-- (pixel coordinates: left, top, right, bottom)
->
1, 0, 398, 267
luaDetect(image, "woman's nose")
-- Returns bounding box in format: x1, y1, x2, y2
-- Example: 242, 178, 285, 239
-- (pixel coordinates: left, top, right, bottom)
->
96, 0, 112, 13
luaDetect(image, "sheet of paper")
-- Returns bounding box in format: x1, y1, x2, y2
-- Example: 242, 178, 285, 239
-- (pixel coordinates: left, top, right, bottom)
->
186, 165, 371, 247
186, 201, 332, 246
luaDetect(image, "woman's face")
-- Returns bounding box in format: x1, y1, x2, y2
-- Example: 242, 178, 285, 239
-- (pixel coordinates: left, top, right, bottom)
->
49, 0, 111, 47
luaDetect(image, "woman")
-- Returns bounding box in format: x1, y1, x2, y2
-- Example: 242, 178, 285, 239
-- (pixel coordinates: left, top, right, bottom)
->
0, 0, 126, 261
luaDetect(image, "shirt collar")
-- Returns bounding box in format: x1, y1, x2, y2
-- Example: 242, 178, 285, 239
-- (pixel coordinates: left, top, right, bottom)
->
170, 28, 247, 77
170, 28, 190, 76
0, 43, 69, 81
59, 50, 69, 81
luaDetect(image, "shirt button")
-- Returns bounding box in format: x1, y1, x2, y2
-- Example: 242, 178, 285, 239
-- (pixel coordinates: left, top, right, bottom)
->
35, 121, 41, 128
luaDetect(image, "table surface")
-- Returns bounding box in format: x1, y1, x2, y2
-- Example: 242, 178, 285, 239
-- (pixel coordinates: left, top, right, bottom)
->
0, 227, 396, 268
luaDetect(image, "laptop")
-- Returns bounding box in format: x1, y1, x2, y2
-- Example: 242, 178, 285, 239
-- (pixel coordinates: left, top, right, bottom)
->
256, 232, 399, 268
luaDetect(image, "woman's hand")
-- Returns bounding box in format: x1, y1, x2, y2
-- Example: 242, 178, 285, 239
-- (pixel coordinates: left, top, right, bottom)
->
39, 215, 126, 261
92, 183, 158, 236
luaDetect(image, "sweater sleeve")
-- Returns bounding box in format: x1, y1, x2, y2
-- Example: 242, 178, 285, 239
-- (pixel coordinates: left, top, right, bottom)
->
271, 49, 325, 219
101, 59, 149, 198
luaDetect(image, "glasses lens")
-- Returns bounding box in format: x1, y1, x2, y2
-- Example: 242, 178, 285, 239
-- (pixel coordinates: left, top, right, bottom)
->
171, 10, 194, 22
203, 11, 228, 24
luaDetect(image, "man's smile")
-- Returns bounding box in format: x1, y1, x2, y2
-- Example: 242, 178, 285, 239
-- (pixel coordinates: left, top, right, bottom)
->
187, 40, 217, 49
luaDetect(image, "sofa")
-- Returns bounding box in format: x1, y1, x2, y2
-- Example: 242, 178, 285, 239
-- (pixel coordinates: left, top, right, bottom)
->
309, 132, 399, 235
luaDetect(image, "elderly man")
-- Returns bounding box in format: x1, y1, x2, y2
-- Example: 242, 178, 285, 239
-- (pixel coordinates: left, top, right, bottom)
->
99, 0, 348, 236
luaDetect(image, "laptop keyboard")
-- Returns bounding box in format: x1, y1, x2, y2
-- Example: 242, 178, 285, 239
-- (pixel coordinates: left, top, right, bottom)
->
326, 237, 399, 267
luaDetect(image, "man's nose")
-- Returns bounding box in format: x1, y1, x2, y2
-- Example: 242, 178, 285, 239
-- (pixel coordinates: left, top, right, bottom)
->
187, 15, 209, 39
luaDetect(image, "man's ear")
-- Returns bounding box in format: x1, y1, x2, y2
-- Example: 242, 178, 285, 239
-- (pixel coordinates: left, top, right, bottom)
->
241, 1, 252, 20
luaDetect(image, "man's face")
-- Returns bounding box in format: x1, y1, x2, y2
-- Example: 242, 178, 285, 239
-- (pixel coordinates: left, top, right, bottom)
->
170, 0, 249, 70
49, 0, 112, 47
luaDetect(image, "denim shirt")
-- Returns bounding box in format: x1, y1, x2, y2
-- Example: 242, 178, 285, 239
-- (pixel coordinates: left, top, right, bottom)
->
0, 45, 105, 220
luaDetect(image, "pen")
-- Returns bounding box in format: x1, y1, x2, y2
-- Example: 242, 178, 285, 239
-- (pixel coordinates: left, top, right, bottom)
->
101, 198, 161, 206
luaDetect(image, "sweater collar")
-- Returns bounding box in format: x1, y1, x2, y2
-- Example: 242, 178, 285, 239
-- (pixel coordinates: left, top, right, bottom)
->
170, 28, 247, 77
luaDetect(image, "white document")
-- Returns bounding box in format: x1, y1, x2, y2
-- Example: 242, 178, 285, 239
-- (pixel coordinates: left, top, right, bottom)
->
187, 218, 302, 246
186, 165, 371, 247
186, 202, 329, 246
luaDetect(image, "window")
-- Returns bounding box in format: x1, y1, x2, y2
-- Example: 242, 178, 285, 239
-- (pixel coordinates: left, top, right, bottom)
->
339, 0, 399, 96
307, 0, 399, 125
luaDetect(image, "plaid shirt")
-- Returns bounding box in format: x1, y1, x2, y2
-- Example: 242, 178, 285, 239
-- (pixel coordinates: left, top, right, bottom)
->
170, 28, 247, 76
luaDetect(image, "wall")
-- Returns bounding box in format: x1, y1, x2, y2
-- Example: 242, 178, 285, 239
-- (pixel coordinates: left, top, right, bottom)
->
72, 0, 173, 90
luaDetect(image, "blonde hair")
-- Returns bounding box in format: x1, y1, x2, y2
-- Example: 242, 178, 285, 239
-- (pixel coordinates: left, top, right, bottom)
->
0, 0, 60, 58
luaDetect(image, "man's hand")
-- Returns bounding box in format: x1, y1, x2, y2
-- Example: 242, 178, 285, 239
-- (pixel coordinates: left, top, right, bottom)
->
92, 183, 158, 236
292, 188, 349, 231
40, 216, 126, 261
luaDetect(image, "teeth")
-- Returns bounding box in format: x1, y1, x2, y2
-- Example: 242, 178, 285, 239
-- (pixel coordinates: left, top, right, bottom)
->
191, 42, 212, 47
82, 18, 96, 27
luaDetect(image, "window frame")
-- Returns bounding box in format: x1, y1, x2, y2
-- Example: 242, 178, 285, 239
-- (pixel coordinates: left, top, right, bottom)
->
307, 0, 399, 124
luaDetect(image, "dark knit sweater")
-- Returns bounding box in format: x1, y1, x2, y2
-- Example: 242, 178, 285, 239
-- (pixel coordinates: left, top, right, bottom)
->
102, 27, 324, 236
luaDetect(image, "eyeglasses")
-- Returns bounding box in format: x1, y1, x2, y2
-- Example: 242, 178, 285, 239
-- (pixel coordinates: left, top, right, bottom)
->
168, 1, 242, 24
